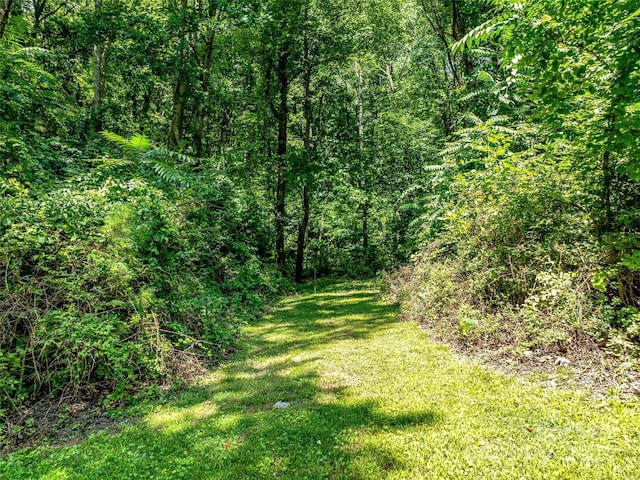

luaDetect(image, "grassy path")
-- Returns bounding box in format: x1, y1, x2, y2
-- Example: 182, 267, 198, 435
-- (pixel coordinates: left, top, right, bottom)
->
2, 281, 640, 479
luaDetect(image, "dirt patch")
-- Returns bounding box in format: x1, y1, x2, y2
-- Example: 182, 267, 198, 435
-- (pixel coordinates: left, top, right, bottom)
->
0, 386, 138, 453
1, 350, 221, 453
386, 263, 640, 401
411, 317, 640, 399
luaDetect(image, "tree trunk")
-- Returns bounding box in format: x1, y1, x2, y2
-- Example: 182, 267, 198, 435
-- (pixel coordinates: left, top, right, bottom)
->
193, 101, 206, 156
0, 0, 14, 42
602, 149, 612, 234
355, 61, 364, 150
92, 0, 110, 131
193, 23, 216, 156
169, 0, 189, 148
169, 71, 188, 148
451, 0, 473, 76
142, 86, 152, 116
385, 64, 395, 92
355, 60, 368, 251
219, 106, 232, 149
362, 204, 369, 250
275, 45, 289, 274
92, 41, 109, 126
421, 1, 460, 87
295, 32, 313, 283
34, 0, 45, 30
295, 184, 310, 282
440, 58, 455, 136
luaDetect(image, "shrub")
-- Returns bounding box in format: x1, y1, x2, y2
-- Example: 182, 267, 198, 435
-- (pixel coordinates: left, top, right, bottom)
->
0, 168, 285, 418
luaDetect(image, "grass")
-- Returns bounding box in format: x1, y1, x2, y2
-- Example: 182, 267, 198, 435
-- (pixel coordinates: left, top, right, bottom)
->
1, 280, 639, 479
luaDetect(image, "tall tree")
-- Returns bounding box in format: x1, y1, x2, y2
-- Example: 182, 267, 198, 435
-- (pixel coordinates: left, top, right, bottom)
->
294, 19, 313, 283
168, 0, 189, 148
92, 0, 111, 130
0, 0, 13, 41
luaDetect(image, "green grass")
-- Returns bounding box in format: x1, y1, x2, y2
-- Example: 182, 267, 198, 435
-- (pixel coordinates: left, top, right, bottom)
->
2, 280, 640, 479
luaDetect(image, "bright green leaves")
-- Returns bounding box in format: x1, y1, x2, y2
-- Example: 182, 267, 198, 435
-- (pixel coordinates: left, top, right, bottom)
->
621, 250, 640, 272
101, 131, 153, 153
96, 131, 191, 187
452, 13, 519, 55
621, 6, 640, 24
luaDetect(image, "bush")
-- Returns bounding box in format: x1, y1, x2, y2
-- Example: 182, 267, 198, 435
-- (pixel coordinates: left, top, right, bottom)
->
388, 251, 612, 362
0, 169, 286, 418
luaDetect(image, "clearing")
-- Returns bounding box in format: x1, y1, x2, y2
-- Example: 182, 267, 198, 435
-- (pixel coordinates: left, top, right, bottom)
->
1, 281, 639, 479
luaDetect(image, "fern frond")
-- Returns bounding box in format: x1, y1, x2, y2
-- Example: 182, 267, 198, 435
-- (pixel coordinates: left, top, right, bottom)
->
14, 47, 49, 57
398, 183, 428, 201
470, 47, 497, 57
620, 6, 640, 25
455, 127, 481, 136
459, 88, 488, 103
146, 159, 190, 187
439, 144, 467, 157
129, 133, 153, 152
101, 131, 154, 153
153, 148, 196, 165
99, 131, 191, 187
100, 131, 131, 149
408, 211, 440, 231
476, 70, 495, 84
424, 164, 449, 172
150, 161, 177, 180
452, 14, 519, 54
397, 202, 423, 213
463, 112, 484, 126
90, 157, 133, 169
490, 125, 518, 135
486, 115, 510, 125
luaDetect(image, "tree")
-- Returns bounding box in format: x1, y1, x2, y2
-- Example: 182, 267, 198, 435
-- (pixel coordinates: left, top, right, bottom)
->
0, 0, 14, 41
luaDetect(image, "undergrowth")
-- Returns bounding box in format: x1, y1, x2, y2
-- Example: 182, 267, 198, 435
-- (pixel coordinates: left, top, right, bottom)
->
2, 282, 639, 479
387, 251, 640, 394
0, 166, 287, 448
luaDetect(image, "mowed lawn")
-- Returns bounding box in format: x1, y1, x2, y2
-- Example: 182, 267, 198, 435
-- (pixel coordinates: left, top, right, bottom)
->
2, 281, 639, 479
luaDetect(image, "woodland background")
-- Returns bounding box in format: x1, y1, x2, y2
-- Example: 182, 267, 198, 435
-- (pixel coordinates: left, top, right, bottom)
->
1, 0, 639, 439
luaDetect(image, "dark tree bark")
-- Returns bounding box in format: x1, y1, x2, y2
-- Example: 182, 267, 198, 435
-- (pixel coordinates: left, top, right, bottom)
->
355, 60, 369, 250
169, 71, 188, 148
33, 0, 46, 30
362, 204, 369, 249
32, 0, 66, 31
451, 0, 474, 77
295, 31, 313, 283
193, 34, 213, 156
295, 183, 310, 282
275, 45, 289, 274
193, 7, 219, 156
420, 0, 461, 87
602, 149, 612, 233
0, 0, 14, 41
169, 0, 189, 148
92, 0, 110, 131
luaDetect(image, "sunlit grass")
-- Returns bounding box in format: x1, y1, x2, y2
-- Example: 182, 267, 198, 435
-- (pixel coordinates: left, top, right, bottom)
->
1, 280, 639, 479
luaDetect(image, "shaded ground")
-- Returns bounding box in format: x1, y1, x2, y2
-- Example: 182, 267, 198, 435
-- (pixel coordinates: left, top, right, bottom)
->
1, 280, 640, 479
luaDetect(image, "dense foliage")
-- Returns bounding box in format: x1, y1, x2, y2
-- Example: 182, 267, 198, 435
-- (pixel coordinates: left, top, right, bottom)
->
0, 0, 431, 427
392, 0, 640, 370
1, 0, 639, 438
